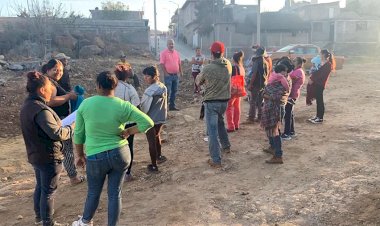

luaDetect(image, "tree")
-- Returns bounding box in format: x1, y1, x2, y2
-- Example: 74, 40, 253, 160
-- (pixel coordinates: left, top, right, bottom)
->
194, 0, 225, 36
101, 1, 129, 11
10, 0, 82, 57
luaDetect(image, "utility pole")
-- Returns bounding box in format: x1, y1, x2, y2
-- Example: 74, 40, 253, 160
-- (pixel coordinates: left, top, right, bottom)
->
256, 0, 261, 45
154, 0, 158, 57
169, 1, 179, 42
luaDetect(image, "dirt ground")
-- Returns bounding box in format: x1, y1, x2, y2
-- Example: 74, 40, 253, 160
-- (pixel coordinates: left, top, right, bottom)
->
0, 60, 379, 226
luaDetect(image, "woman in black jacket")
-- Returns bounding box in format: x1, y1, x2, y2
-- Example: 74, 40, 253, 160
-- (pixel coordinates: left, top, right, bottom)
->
41, 59, 84, 185
20, 71, 74, 226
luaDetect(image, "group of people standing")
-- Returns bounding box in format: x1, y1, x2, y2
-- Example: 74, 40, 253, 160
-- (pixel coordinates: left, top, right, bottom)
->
20, 50, 172, 225
19, 37, 335, 225
192, 41, 335, 166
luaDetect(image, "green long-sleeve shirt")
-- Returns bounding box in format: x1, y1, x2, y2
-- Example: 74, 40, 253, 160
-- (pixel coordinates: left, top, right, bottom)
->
74, 95, 153, 156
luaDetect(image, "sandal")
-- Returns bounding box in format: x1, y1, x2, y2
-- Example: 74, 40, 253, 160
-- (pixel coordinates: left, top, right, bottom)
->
70, 175, 86, 186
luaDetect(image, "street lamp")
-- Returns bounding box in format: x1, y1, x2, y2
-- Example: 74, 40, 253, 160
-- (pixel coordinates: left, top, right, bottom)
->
154, 0, 157, 57
169, 1, 179, 42
257, 0, 261, 45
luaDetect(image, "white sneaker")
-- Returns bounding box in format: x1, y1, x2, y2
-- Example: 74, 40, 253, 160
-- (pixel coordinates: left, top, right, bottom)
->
72, 216, 93, 226
307, 116, 317, 123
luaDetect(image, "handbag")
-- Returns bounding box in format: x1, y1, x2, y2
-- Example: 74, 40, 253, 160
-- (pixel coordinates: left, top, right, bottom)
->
230, 65, 247, 98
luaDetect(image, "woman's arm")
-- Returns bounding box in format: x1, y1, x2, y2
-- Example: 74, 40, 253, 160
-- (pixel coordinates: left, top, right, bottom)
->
73, 107, 86, 168
48, 90, 77, 107
129, 86, 141, 107
140, 93, 153, 113
122, 103, 154, 133
35, 110, 73, 141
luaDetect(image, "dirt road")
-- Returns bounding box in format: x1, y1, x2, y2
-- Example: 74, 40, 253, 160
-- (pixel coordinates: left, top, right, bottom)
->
0, 62, 379, 225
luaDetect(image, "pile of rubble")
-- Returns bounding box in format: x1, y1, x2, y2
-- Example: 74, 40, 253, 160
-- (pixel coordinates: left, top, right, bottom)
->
0, 55, 41, 71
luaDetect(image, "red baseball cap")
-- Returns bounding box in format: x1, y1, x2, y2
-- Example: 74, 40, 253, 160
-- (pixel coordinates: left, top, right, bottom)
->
210, 41, 225, 54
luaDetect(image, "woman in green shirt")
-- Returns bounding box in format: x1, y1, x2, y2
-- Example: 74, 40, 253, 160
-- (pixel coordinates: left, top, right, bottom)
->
72, 71, 153, 226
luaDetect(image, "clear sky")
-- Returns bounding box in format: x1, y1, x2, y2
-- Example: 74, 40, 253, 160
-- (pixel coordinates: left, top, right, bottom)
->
0, 0, 346, 31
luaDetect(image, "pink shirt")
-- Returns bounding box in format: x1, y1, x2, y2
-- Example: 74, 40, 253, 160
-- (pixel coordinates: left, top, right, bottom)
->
268, 72, 290, 92
289, 68, 305, 99
160, 49, 181, 74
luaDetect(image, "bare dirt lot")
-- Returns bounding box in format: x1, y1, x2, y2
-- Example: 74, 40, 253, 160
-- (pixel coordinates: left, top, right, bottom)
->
0, 60, 379, 226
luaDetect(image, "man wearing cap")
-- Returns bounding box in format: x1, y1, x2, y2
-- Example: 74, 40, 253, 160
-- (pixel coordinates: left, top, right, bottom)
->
196, 41, 232, 168
55, 53, 72, 92
246, 47, 269, 123
160, 39, 182, 111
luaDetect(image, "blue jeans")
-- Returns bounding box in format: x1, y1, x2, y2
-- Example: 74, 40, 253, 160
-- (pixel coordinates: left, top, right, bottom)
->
205, 101, 231, 164
164, 74, 179, 108
82, 146, 131, 226
33, 161, 63, 226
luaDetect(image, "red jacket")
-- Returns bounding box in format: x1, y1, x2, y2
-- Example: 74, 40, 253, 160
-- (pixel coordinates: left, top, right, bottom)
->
310, 62, 332, 88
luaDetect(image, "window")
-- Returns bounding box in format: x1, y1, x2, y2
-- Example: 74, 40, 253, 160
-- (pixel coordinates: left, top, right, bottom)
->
329, 8, 334, 19
293, 47, 304, 54
313, 22, 323, 32
305, 47, 319, 55
356, 21, 368, 31
277, 45, 295, 52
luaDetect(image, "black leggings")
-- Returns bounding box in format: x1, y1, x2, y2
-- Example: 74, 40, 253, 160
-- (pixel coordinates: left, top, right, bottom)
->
125, 123, 136, 175
315, 85, 325, 119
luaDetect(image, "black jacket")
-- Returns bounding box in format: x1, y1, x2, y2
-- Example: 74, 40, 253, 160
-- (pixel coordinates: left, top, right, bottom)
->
20, 94, 72, 164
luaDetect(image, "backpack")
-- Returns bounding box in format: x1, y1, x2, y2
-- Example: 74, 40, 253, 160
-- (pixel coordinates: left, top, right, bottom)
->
230, 65, 247, 98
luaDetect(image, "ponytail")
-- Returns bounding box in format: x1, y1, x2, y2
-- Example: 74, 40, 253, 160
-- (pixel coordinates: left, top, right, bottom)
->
321, 49, 336, 71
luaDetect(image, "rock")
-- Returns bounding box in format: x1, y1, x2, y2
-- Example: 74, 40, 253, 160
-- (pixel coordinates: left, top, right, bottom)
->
94, 37, 106, 49
228, 212, 236, 218
0, 59, 9, 66
183, 114, 196, 122
0, 205, 7, 212
8, 64, 24, 71
0, 55, 4, 60
17, 215, 23, 220
54, 34, 77, 50
241, 191, 249, 196
264, 175, 271, 179
79, 45, 102, 58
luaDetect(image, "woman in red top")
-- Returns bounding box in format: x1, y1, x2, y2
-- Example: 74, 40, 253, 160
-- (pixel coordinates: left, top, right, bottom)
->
226, 51, 245, 132
308, 49, 335, 124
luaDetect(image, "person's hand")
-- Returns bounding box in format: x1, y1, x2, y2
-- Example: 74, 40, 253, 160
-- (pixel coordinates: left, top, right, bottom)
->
75, 155, 86, 169
263, 94, 271, 100
308, 79, 314, 85
69, 92, 78, 100
70, 122, 75, 129
120, 129, 130, 139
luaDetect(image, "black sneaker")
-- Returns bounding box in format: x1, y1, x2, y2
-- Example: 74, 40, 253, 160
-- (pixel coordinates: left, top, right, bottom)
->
290, 132, 297, 137
157, 155, 167, 164
281, 134, 292, 141
147, 164, 159, 172
169, 107, 180, 111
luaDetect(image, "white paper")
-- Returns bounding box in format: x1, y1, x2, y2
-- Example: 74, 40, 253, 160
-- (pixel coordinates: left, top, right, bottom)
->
62, 110, 77, 126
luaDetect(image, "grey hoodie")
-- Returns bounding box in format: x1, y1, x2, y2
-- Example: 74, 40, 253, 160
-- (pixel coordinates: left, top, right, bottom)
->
141, 82, 168, 124
196, 57, 232, 101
